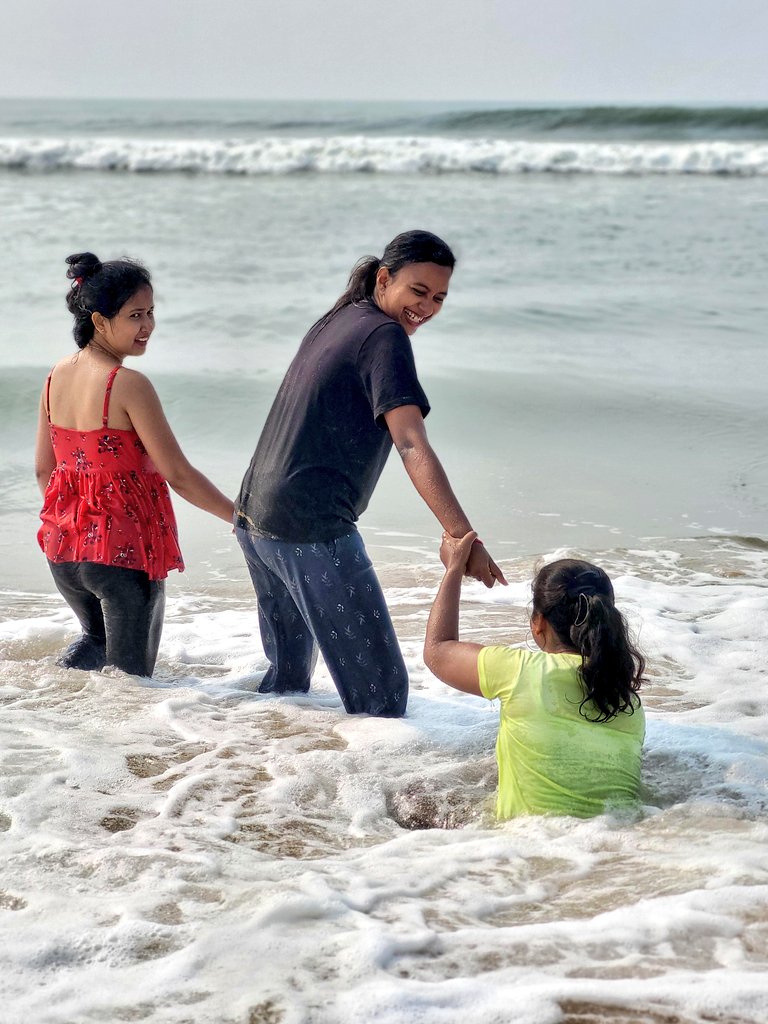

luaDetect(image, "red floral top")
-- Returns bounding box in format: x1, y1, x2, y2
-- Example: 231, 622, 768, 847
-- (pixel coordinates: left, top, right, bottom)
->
38, 365, 184, 581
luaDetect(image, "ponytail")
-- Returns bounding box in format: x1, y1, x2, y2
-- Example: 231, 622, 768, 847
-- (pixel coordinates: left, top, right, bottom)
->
320, 255, 380, 325
532, 559, 644, 722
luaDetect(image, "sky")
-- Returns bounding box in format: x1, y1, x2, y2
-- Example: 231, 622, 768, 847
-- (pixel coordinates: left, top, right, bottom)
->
1, 0, 766, 104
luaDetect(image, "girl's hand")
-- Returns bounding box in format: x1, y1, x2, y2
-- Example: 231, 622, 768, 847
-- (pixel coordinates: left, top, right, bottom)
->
440, 530, 477, 573
426, 530, 484, 695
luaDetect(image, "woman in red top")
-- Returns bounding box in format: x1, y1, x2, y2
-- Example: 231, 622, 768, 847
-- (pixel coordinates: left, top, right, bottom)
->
35, 252, 234, 676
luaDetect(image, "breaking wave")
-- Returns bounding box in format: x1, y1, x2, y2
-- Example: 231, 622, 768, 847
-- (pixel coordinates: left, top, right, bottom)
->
2, 135, 767, 176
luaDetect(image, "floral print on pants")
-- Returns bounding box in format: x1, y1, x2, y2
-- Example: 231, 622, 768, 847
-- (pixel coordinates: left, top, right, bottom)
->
236, 528, 408, 717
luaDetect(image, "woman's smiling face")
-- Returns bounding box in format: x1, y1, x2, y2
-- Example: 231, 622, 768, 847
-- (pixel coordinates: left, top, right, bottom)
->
373, 262, 452, 336
93, 286, 155, 359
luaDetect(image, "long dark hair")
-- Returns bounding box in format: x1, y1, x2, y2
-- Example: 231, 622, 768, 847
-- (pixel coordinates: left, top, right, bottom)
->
65, 252, 152, 349
318, 229, 456, 326
532, 559, 644, 722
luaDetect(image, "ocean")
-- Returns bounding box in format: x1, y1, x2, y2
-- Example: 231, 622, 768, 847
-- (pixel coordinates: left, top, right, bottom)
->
0, 99, 767, 1023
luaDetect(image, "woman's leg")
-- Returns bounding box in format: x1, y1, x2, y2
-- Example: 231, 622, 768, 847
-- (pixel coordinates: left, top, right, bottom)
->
307, 532, 408, 716
236, 527, 317, 693
81, 563, 165, 677
48, 560, 107, 670
241, 531, 408, 717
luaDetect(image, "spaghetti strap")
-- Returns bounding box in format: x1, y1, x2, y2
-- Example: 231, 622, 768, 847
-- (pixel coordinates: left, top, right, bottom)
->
44, 371, 53, 424
102, 366, 122, 428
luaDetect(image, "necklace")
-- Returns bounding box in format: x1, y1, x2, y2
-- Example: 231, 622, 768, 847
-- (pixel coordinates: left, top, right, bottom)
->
88, 338, 122, 365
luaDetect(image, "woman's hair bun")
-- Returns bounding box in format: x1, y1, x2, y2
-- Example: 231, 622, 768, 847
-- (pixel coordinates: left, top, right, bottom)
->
65, 252, 102, 282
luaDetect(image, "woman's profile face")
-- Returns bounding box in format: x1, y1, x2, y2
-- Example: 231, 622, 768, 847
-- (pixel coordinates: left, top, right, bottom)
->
95, 286, 155, 359
374, 262, 452, 337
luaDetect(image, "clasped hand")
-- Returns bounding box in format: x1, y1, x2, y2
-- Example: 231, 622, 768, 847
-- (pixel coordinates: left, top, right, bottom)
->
440, 531, 507, 588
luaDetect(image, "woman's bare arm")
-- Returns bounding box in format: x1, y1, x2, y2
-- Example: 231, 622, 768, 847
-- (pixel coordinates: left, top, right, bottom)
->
34, 390, 56, 497
384, 404, 506, 588
119, 371, 234, 523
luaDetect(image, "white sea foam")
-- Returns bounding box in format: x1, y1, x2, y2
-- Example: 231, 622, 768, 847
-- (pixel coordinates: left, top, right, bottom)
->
1, 545, 767, 1022
1, 135, 767, 175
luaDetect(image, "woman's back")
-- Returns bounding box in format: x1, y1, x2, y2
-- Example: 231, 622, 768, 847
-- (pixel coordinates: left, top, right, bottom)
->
40, 363, 183, 580
46, 357, 134, 432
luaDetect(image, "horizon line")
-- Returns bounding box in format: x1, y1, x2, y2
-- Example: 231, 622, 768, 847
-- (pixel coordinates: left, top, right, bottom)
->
1, 95, 767, 108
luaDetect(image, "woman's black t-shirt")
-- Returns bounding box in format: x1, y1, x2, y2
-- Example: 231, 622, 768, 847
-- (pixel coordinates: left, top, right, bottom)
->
235, 301, 430, 542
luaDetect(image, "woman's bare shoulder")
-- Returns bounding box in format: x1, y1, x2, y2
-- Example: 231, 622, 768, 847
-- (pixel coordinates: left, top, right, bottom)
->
47, 354, 80, 376
113, 365, 156, 395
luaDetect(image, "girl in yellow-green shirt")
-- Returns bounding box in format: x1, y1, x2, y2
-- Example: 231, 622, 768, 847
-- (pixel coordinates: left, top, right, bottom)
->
424, 532, 645, 820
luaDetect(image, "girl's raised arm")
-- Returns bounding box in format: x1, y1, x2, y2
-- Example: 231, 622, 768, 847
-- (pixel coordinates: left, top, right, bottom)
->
423, 531, 484, 695
118, 370, 234, 524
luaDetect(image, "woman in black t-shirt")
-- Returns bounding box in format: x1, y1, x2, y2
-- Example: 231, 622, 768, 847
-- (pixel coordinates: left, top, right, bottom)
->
235, 230, 506, 716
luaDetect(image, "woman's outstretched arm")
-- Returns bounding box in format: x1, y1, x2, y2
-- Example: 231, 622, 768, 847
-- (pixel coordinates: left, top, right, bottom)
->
424, 530, 484, 695
384, 404, 507, 588
119, 370, 234, 523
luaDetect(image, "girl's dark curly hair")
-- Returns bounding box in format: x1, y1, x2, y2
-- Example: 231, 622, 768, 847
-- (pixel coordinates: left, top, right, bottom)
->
532, 558, 644, 722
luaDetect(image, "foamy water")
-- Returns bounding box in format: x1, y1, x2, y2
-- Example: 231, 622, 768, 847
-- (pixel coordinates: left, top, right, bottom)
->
2, 540, 767, 1023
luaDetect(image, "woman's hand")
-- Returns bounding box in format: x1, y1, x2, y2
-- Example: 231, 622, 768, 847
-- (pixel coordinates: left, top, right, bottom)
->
465, 540, 507, 588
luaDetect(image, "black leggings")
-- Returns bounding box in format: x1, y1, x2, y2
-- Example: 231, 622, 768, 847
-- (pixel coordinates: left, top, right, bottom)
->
48, 560, 165, 677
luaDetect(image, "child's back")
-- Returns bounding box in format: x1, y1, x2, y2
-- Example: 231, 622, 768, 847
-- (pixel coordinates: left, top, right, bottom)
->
479, 646, 644, 818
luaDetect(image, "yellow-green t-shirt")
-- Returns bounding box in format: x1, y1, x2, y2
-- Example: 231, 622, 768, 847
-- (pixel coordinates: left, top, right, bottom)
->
478, 646, 645, 820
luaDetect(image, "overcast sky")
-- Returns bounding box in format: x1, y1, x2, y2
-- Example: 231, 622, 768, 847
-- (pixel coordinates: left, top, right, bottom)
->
2, 0, 766, 104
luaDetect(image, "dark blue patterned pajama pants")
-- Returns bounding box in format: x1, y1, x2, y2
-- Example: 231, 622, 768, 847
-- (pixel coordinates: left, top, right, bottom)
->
235, 527, 408, 717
